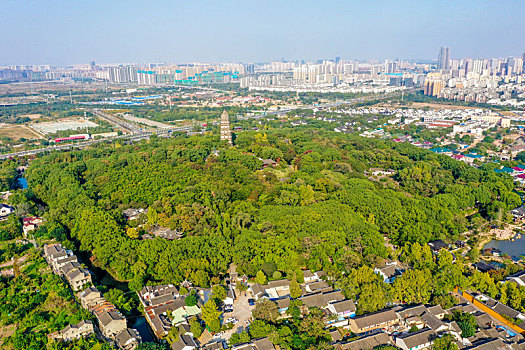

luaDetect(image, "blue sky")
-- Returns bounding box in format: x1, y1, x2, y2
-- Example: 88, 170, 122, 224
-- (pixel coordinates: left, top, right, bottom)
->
1, 0, 524, 65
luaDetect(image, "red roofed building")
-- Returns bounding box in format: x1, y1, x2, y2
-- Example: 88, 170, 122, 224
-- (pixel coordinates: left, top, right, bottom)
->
23, 217, 43, 238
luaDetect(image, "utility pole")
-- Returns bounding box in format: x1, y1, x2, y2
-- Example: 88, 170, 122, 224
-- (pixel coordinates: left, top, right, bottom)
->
84, 111, 89, 135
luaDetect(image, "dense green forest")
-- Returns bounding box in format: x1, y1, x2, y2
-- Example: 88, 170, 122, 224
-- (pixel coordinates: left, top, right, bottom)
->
22, 127, 520, 291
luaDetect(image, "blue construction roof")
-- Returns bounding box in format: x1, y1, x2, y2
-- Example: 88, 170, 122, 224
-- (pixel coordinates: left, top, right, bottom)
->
494, 167, 514, 173
430, 147, 451, 153
464, 153, 483, 159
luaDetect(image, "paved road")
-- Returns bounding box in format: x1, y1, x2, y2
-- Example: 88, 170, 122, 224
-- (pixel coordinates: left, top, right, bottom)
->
90, 109, 142, 133
0, 253, 30, 268
0, 125, 193, 160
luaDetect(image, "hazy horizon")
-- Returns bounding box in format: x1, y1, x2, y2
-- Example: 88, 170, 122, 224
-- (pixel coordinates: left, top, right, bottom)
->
1, 0, 524, 66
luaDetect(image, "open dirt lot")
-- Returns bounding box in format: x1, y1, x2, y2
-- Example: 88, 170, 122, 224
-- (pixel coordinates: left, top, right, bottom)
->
0, 124, 44, 140
31, 118, 98, 134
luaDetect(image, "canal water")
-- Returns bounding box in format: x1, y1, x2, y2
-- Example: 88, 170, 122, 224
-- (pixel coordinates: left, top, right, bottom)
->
17, 177, 28, 189
484, 237, 525, 261
132, 317, 154, 343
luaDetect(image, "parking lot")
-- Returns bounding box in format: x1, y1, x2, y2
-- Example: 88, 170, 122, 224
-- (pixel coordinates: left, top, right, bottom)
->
218, 286, 254, 341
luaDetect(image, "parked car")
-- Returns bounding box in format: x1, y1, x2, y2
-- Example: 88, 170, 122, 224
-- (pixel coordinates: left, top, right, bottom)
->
226, 317, 237, 323
248, 298, 256, 306
213, 332, 224, 339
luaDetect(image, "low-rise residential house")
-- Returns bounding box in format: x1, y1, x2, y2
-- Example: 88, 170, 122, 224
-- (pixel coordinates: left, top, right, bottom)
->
420, 312, 449, 333
231, 337, 276, 350
224, 286, 236, 306
426, 305, 447, 320
277, 297, 290, 314
398, 305, 427, 319
91, 299, 119, 318
261, 159, 278, 168
60, 261, 81, 276
374, 261, 403, 283
303, 270, 317, 283
148, 225, 183, 240
55, 255, 80, 273
22, 217, 43, 237
446, 303, 478, 315
48, 320, 95, 342
250, 280, 291, 300
0, 203, 14, 218
43, 243, 76, 273
98, 310, 127, 339
475, 261, 499, 273
330, 329, 343, 342
302, 270, 326, 283
122, 208, 146, 221
304, 280, 330, 293
510, 206, 525, 221
348, 309, 400, 334
79, 286, 105, 309
200, 342, 225, 350
334, 332, 394, 350
300, 290, 345, 309
327, 300, 356, 319
474, 294, 525, 322
171, 334, 198, 350
395, 328, 436, 350
506, 270, 525, 286
465, 337, 509, 350
250, 284, 267, 300
65, 267, 92, 291
428, 240, 449, 253
265, 280, 290, 299
140, 284, 180, 301
138, 284, 201, 339
115, 328, 141, 350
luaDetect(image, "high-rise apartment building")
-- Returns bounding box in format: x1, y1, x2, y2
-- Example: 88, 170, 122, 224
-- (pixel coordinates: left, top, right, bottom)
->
424, 73, 444, 96
220, 110, 232, 145
438, 47, 450, 70
385, 60, 397, 74
108, 66, 138, 83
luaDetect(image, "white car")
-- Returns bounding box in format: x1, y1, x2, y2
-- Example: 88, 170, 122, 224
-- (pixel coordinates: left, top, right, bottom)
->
213, 332, 224, 338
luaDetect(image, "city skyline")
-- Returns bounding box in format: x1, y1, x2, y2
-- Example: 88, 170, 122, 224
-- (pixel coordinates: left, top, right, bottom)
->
1, 0, 525, 66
